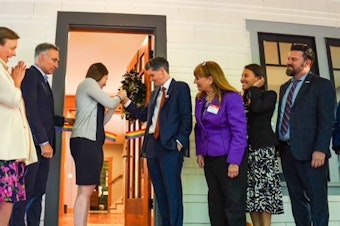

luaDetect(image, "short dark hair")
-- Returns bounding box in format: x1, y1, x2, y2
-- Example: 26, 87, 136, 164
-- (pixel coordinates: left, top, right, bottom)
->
86, 63, 109, 81
145, 57, 169, 73
291, 43, 315, 64
34, 43, 59, 58
0, 27, 20, 45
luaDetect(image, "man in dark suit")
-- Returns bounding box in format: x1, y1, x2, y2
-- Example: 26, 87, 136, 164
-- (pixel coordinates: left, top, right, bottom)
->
121, 57, 192, 226
276, 44, 335, 226
10, 43, 67, 226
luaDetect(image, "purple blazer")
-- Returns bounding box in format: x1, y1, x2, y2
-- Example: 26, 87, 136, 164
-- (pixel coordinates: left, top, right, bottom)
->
194, 91, 247, 165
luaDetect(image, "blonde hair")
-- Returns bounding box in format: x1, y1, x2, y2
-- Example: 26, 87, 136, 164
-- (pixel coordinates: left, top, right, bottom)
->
194, 61, 238, 102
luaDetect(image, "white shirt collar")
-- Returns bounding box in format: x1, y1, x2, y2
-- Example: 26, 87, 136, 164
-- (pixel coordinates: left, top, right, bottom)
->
33, 64, 46, 77
162, 78, 172, 91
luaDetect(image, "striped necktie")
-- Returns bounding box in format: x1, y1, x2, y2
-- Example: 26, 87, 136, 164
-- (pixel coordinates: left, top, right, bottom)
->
280, 80, 300, 136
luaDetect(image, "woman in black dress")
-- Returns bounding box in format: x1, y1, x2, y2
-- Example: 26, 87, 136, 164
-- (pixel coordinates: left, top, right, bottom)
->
241, 64, 283, 226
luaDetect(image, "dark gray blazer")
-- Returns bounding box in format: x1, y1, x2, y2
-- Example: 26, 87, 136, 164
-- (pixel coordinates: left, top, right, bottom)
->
276, 73, 336, 161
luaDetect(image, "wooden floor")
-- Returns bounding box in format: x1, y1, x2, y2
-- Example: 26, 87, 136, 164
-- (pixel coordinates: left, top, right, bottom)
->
60, 212, 124, 226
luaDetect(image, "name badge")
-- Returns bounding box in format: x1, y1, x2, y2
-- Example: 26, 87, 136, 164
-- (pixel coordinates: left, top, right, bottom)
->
207, 104, 219, 114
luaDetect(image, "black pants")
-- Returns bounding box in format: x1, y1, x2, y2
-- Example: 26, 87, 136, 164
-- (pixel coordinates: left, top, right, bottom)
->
203, 154, 247, 226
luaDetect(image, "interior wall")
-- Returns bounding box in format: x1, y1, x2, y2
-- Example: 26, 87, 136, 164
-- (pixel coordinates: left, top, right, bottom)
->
103, 143, 124, 206
63, 134, 124, 211
66, 31, 148, 96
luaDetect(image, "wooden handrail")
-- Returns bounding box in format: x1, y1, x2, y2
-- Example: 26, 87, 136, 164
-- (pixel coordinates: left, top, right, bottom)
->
110, 174, 123, 185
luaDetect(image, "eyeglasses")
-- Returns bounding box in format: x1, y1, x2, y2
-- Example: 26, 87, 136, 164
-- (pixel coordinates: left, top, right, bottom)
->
202, 61, 211, 76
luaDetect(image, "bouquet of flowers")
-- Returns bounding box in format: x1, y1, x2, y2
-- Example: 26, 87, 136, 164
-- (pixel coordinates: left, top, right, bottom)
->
120, 70, 146, 122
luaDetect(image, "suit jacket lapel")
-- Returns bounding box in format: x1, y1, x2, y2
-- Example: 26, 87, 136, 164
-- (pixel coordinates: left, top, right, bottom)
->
163, 79, 175, 108
42, 80, 54, 108
195, 97, 208, 136
279, 80, 290, 105
31, 66, 54, 108
150, 87, 160, 109
147, 88, 160, 126
147, 79, 176, 123
293, 73, 313, 106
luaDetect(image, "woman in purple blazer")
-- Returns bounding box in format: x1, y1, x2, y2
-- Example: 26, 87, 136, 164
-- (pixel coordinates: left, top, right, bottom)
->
194, 61, 247, 226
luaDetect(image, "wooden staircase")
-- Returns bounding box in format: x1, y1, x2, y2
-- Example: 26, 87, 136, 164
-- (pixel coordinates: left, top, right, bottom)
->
109, 196, 124, 213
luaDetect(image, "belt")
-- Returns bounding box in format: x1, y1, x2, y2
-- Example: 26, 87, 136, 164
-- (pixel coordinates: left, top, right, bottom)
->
279, 140, 290, 146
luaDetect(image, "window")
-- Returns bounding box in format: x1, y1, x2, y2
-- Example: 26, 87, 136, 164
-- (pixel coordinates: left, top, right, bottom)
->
258, 33, 319, 146
326, 38, 340, 100
258, 32, 318, 96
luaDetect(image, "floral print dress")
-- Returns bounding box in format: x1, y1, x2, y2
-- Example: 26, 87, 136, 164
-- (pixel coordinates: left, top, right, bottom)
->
243, 87, 284, 214
246, 145, 284, 214
0, 160, 26, 202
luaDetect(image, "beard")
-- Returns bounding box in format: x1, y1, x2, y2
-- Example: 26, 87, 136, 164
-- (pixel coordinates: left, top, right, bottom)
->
285, 66, 294, 77
286, 63, 304, 77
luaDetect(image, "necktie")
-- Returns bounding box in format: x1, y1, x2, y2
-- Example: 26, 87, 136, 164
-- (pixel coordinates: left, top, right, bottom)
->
280, 80, 300, 136
44, 75, 48, 83
154, 87, 166, 139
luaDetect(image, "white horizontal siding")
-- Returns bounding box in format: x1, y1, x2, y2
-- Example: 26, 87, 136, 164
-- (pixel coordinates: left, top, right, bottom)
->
2, 0, 340, 225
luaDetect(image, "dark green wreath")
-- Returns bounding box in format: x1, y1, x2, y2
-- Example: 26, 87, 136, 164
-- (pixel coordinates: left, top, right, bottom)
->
121, 70, 146, 122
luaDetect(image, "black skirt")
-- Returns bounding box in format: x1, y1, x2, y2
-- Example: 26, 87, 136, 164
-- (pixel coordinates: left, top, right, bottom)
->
70, 137, 103, 185
70, 103, 105, 185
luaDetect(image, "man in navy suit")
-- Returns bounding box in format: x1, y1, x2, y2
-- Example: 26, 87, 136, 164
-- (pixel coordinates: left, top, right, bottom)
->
277, 44, 335, 226
10, 43, 67, 226
122, 57, 192, 226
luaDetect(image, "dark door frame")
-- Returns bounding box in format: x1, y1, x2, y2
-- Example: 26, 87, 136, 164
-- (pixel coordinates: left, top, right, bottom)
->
46, 11, 166, 226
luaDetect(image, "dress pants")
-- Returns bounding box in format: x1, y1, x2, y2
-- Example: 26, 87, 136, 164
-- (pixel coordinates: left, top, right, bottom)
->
280, 144, 329, 226
10, 149, 50, 226
146, 135, 184, 226
203, 154, 247, 226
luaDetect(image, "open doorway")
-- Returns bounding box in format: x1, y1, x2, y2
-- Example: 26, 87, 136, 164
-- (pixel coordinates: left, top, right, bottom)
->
61, 28, 152, 226
62, 29, 149, 215
49, 12, 166, 226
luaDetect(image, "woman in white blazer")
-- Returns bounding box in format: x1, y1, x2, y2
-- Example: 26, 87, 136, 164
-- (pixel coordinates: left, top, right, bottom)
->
0, 27, 37, 226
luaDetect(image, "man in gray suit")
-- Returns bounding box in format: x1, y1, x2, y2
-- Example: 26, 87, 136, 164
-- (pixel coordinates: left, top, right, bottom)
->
277, 44, 335, 226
